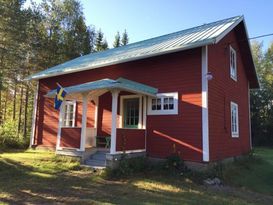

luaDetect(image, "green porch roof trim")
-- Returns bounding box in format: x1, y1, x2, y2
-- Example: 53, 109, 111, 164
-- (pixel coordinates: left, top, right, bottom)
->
45, 78, 158, 97
27, 16, 244, 81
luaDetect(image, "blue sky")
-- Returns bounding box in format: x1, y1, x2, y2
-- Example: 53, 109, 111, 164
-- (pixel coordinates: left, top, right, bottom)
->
26, 0, 273, 48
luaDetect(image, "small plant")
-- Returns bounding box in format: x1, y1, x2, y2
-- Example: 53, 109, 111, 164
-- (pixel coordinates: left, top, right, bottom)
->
164, 144, 188, 175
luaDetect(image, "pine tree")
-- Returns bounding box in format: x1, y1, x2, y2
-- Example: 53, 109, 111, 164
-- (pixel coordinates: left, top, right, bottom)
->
113, 31, 121, 48
121, 29, 129, 46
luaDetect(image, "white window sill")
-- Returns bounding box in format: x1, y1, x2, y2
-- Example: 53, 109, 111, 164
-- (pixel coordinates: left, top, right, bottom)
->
231, 75, 237, 82
232, 133, 239, 138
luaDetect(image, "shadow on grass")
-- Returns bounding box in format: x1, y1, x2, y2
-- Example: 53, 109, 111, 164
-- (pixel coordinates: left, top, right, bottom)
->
0, 157, 261, 205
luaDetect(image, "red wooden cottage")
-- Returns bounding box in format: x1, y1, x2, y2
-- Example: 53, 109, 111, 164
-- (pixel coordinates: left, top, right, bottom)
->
27, 16, 259, 167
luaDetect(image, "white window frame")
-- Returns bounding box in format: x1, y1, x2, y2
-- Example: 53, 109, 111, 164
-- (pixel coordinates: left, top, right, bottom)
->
148, 92, 178, 115
230, 46, 237, 81
62, 100, 76, 128
119, 95, 142, 129
230, 101, 239, 138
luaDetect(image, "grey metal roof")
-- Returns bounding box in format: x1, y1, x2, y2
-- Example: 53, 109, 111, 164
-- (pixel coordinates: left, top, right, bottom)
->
45, 78, 158, 99
27, 16, 244, 81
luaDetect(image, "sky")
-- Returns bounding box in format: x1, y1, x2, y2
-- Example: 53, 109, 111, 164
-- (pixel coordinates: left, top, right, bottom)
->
25, 0, 273, 49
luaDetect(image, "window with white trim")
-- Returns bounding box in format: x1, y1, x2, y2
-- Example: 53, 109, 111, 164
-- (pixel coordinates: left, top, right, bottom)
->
63, 101, 76, 127
231, 102, 239, 137
148, 92, 178, 115
230, 46, 237, 81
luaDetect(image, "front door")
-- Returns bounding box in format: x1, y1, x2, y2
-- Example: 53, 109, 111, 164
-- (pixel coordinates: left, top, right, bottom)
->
123, 98, 140, 128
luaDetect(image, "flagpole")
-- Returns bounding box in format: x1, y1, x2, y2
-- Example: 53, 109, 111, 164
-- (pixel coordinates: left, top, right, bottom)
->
56, 82, 67, 92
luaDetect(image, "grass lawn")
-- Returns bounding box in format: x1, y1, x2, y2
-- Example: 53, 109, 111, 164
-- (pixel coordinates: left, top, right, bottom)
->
0, 148, 273, 205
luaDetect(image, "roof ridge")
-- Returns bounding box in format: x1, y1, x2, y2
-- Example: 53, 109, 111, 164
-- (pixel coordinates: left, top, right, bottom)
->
112, 15, 243, 49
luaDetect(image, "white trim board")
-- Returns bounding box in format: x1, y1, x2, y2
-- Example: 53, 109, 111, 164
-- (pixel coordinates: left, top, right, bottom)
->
30, 83, 39, 147
202, 46, 210, 162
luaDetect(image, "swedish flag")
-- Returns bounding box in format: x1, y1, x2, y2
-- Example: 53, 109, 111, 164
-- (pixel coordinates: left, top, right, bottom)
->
54, 83, 67, 110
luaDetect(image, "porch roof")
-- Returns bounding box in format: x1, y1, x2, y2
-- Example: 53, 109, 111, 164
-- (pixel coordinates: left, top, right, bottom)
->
45, 77, 158, 99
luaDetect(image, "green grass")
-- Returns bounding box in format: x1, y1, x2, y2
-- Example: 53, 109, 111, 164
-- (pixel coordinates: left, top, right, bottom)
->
0, 148, 273, 205
222, 147, 273, 194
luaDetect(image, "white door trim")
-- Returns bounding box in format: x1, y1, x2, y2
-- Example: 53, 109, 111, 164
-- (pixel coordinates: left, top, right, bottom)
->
120, 94, 143, 129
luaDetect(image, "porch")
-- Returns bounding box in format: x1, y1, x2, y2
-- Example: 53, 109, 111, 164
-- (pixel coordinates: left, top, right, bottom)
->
45, 78, 157, 167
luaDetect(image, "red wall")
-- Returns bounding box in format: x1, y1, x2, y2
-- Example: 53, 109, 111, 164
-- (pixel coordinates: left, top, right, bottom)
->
34, 48, 203, 162
116, 128, 145, 151
208, 29, 251, 161
76, 101, 96, 128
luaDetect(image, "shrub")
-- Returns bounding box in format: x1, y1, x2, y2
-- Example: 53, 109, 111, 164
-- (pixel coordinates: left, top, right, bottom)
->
0, 120, 28, 149
105, 156, 150, 178
164, 154, 189, 175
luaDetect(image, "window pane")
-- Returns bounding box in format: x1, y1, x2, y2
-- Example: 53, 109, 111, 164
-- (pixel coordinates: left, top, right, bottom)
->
152, 99, 156, 110
157, 98, 161, 110
169, 97, 174, 110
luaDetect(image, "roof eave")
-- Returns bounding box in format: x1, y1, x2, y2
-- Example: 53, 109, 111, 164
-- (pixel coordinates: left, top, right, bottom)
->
26, 39, 215, 81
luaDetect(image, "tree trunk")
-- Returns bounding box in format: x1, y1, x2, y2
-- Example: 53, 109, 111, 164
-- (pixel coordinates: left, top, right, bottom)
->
18, 85, 24, 136
4, 90, 8, 122
13, 83, 17, 120
0, 89, 2, 125
23, 84, 29, 139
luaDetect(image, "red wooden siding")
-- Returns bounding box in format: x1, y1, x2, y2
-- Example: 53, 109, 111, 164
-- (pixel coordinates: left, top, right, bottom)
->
60, 128, 81, 148
34, 48, 203, 161
208, 29, 251, 161
76, 101, 96, 127
116, 128, 145, 151
97, 92, 112, 136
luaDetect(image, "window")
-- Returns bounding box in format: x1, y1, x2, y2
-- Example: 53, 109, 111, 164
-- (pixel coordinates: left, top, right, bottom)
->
148, 92, 178, 115
230, 46, 237, 81
231, 102, 239, 137
63, 101, 76, 127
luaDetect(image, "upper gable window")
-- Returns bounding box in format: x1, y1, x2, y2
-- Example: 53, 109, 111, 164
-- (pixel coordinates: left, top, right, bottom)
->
230, 46, 237, 81
148, 92, 178, 115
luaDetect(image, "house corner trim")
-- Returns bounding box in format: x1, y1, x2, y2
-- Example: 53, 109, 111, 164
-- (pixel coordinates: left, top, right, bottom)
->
30, 83, 39, 147
202, 46, 209, 162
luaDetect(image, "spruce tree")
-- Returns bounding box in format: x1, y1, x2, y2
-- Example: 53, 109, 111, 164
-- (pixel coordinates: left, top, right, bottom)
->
113, 31, 121, 48
121, 29, 129, 46
95, 29, 108, 51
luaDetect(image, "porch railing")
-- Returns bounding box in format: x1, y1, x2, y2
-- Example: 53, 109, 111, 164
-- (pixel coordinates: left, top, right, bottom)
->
60, 127, 97, 149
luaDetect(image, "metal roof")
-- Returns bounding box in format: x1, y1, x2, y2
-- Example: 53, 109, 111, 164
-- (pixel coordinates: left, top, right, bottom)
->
27, 16, 244, 81
45, 77, 158, 99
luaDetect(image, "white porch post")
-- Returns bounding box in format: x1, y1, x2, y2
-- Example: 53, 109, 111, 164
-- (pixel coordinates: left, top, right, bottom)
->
80, 93, 88, 151
56, 101, 65, 150
110, 89, 119, 155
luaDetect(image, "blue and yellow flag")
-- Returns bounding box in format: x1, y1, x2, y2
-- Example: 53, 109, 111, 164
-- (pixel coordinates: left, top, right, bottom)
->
54, 84, 67, 110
